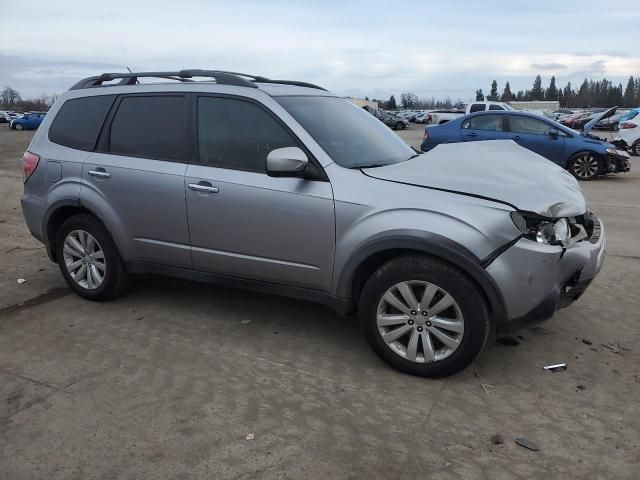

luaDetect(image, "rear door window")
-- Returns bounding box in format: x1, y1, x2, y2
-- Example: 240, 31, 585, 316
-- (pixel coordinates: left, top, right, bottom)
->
49, 95, 115, 151
108, 95, 187, 161
508, 116, 552, 135
462, 115, 504, 131
489, 104, 504, 111
197, 96, 297, 172
469, 104, 486, 113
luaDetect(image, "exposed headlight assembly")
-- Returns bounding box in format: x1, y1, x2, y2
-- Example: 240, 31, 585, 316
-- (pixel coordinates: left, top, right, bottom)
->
606, 148, 630, 158
511, 212, 572, 246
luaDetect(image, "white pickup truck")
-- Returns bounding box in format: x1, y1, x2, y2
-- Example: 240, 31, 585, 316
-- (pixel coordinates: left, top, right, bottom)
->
429, 101, 513, 124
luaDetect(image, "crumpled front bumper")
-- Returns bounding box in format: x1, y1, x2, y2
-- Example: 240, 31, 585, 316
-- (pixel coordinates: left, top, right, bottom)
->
487, 219, 606, 335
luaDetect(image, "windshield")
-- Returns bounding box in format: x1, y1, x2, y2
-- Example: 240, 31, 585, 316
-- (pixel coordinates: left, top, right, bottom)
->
276, 96, 415, 168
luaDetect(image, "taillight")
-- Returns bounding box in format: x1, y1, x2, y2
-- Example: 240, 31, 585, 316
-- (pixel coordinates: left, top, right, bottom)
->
620, 122, 637, 129
22, 151, 40, 183
423, 129, 430, 140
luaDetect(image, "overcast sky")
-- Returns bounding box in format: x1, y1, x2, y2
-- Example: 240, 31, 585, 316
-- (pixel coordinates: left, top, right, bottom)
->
2, 0, 639, 101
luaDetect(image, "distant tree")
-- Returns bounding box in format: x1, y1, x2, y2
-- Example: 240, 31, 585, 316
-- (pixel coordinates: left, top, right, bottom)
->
545, 76, 558, 101
557, 88, 564, 107
487, 80, 499, 101
623, 76, 636, 107
516, 90, 524, 101
576, 79, 591, 107
563, 82, 575, 107
388, 94, 397, 110
1, 86, 21, 106
530, 75, 544, 101
475, 89, 484, 101
400, 92, 418, 109
500, 82, 514, 102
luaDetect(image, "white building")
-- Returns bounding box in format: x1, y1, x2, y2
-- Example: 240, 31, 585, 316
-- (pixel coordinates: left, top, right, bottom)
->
508, 100, 560, 111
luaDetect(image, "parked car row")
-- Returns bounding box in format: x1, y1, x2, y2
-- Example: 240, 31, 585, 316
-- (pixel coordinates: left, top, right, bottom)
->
0, 110, 20, 123
421, 107, 631, 181
5, 111, 47, 130
554, 107, 638, 131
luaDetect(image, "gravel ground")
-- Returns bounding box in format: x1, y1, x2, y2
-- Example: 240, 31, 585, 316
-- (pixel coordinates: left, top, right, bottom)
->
0, 122, 638, 479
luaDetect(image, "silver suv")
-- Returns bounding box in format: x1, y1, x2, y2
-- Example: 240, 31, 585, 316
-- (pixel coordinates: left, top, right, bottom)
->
20, 70, 606, 377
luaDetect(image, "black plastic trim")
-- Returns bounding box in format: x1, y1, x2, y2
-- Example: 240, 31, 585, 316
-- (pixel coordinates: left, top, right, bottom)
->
335, 231, 508, 324
479, 235, 522, 268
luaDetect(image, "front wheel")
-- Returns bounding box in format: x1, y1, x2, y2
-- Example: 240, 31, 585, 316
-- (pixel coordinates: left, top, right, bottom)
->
569, 153, 600, 180
395, 122, 405, 130
632, 140, 640, 157
359, 255, 490, 378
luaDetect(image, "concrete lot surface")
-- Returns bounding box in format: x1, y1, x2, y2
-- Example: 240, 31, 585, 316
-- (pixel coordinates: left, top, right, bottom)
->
1, 123, 639, 479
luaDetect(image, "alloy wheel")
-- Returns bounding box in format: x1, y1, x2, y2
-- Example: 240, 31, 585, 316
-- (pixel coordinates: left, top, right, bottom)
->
571, 154, 599, 179
376, 280, 464, 363
63, 229, 106, 289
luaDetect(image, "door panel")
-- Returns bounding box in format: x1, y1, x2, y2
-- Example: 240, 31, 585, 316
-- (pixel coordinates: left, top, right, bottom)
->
83, 153, 191, 266
186, 165, 335, 291
460, 114, 507, 142
506, 116, 565, 164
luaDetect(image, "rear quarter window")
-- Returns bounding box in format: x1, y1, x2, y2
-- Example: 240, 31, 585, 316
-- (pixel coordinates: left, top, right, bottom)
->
49, 95, 115, 151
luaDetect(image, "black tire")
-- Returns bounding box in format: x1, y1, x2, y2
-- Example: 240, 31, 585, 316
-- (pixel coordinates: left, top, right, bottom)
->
56, 214, 130, 301
15, 123, 23, 131
395, 122, 405, 130
358, 255, 490, 378
632, 140, 640, 157
568, 152, 600, 181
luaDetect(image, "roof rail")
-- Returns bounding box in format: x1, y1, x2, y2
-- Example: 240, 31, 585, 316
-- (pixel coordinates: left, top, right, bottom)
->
69, 69, 327, 91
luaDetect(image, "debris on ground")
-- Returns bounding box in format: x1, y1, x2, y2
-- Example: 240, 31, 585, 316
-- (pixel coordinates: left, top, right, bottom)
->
516, 335, 525, 341
576, 385, 586, 391
490, 434, 504, 445
582, 339, 592, 345
481, 383, 495, 394
16, 278, 26, 284
240, 319, 252, 324
577, 412, 588, 419
543, 363, 567, 372
601, 342, 631, 354
496, 336, 520, 347
515, 437, 540, 451
245, 433, 255, 440
530, 326, 554, 336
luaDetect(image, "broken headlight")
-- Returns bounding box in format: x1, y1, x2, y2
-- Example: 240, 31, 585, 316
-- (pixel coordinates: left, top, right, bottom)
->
510, 212, 571, 246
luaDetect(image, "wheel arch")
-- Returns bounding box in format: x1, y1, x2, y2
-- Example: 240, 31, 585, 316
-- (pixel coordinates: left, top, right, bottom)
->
335, 233, 507, 325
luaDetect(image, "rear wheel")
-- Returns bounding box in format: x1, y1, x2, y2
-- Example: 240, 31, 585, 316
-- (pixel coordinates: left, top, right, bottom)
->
15, 123, 24, 131
395, 122, 405, 130
569, 153, 600, 180
56, 214, 130, 301
359, 255, 490, 378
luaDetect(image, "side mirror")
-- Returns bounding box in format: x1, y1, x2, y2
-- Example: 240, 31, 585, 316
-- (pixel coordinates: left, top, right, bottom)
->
266, 147, 309, 177
548, 127, 559, 138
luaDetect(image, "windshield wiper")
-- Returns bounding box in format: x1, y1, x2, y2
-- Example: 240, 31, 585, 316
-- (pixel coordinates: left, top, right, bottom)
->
352, 163, 387, 169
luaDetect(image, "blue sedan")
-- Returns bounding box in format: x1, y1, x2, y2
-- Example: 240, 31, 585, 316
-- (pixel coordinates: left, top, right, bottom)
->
10, 112, 46, 131
421, 109, 630, 180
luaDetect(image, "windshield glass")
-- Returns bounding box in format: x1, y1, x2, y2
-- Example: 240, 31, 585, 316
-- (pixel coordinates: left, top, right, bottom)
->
276, 96, 415, 168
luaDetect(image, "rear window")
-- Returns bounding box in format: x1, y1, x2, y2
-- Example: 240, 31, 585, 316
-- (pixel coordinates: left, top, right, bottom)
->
49, 95, 114, 151
489, 104, 504, 111
108, 95, 186, 161
469, 104, 486, 113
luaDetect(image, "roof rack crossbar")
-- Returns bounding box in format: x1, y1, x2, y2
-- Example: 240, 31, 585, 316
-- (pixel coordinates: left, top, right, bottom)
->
69, 69, 327, 91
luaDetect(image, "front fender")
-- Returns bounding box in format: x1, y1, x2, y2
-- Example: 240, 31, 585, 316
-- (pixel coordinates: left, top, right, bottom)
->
334, 229, 507, 325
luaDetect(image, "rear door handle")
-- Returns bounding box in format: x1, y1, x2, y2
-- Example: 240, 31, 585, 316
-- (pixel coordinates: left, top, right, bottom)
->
513, 136, 523, 141
466, 132, 478, 137
188, 183, 219, 194
88, 169, 111, 178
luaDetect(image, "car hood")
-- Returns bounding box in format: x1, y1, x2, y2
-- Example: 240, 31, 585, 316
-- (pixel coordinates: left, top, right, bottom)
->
582, 106, 617, 136
363, 140, 586, 217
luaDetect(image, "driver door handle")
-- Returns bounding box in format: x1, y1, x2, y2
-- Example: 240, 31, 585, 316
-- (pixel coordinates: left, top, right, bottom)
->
188, 182, 219, 194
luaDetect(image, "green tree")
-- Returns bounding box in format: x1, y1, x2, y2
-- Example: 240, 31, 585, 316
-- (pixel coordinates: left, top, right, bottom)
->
487, 80, 499, 101
530, 75, 544, 101
576, 79, 591, 107
557, 88, 564, 107
563, 82, 575, 107
623, 76, 636, 107
545, 76, 558, 101
475, 89, 484, 101
516, 90, 524, 101
500, 82, 514, 102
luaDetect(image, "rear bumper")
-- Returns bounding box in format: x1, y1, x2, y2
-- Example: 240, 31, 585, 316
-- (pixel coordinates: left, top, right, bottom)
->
21, 193, 47, 244
489, 219, 606, 335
